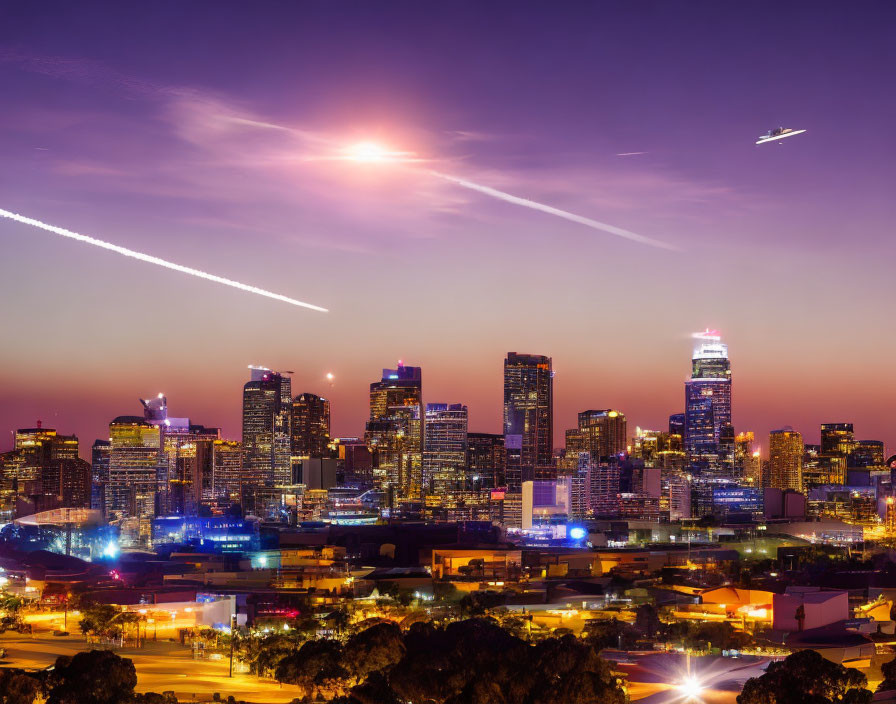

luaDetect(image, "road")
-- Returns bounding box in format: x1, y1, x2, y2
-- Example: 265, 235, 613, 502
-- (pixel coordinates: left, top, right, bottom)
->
0, 632, 301, 703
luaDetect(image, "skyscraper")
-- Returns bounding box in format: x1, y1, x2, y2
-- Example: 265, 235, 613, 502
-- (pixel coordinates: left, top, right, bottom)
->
365, 363, 423, 498
466, 432, 505, 489
565, 409, 628, 462
423, 403, 468, 495
504, 352, 553, 492
242, 366, 292, 487
91, 439, 110, 515
768, 428, 803, 491
291, 393, 331, 459
684, 330, 732, 460
212, 439, 244, 505
820, 423, 855, 457
108, 415, 161, 542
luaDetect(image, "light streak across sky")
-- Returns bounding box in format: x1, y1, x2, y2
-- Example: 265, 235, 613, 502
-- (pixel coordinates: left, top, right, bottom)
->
0, 208, 328, 312
428, 170, 680, 251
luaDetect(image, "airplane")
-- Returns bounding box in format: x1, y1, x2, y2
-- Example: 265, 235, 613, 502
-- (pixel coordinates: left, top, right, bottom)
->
756, 127, 806, 145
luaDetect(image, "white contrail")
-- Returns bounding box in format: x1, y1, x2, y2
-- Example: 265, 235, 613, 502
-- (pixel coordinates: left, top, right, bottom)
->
429, 171, 678, 251
0, 208, 328, 312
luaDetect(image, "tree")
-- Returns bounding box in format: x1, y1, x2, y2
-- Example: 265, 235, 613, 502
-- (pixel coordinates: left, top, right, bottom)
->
583, 618, 638, 651
738, 649, 872, 704
275, 639, 348, 699
878, 655, 896, 692
342, 622, 405, 682
0, 669, 41, 704
47, 650, 138, 704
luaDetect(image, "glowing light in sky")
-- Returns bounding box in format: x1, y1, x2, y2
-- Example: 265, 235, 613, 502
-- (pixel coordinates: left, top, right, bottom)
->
0, 207, 328, 312
341, 141, 420, 163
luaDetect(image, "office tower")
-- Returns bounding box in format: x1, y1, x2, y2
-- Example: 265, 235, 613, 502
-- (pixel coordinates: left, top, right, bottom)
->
423, 403, 468, 495
820, 423, 855, 457
467, 432, 506, 489
331, 438, 374, 486
504, 352, 553, 491
850, 440, 885, 468
108, 415, 161, 542
212, 439, 244, 505
768, 428, 803, 491
242, 366, 292, 487
140, 395, 220, 516
42, 457, 91, 508
291, 393, 331, 459
802, 444, 845, 489
565, 410, 627, 462
91, 439, 110, 515
13, 425, 80, 487
365, 363, 423, 498
684, 331, 731, 459
669, 413, 686, 438
734, 432, 761, 485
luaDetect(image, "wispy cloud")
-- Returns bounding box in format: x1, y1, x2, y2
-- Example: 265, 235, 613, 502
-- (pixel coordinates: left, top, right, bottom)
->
2, 51, 739, 253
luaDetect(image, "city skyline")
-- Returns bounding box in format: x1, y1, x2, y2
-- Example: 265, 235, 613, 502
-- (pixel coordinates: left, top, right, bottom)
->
2, 2, 895, 454
1, 333, 891, 460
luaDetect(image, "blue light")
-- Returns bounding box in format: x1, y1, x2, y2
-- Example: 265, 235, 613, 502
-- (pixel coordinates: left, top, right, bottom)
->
102, 540, 119, 558
569, 527, 587, 541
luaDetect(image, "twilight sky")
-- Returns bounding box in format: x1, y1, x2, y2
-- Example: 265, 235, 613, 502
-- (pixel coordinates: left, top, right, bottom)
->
1, 1, 895, 457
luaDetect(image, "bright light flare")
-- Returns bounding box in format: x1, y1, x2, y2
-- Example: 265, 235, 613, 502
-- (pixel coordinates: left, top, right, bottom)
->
0, 208, 328, 312
678, 675, 704, 701
326, 372, 335, 382
342, 141, 419, 163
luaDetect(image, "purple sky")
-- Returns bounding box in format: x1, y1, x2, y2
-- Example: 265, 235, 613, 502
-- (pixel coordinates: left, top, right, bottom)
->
1, 1, 895, 456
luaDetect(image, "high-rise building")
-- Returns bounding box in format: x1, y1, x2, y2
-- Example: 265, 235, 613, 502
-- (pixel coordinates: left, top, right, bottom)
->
684, 331, 732, 461
669, 413, 686, 438
467, 432, 505, 489
212, 439, 244, 505
504, 352, 553, 491
108, 415, 161, 541
768, 428, 803, 491
423, 403, 468, 495
802, 444, 845, 489
734, 432, 761, 485
850, 440, 885, 468
820, 423, 855, 457
291, 393, 331, 459
566, 410, 627, 462
242, 366, 292, 487
91, 439, 110, 515
365, 363, 423, 498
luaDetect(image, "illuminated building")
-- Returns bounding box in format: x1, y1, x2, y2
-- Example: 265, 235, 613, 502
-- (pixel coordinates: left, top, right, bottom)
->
91, 439, 110, 515
569, 455, 620, 518
423, 403, 468, 495
3, 425, 80, 493
820, 423, 855, 457
802, 444, 846, 489
503, 352, 553, 492
331, 438, 373, 485
522, 478, 571, 532
466, 432, 505, 489
212, 439, 243, 505
684, 331, 731, 461
41, 457, 91, 509
290, 393, 331, 459
768, 428, 803, 491
734, 432, 760, 485
365, 363, 423, 499
849, 440, 885, 468
669, 413, 685, 438
108, 415, 161, 543
565, 409, 627, 462
242, 367, 292, 487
